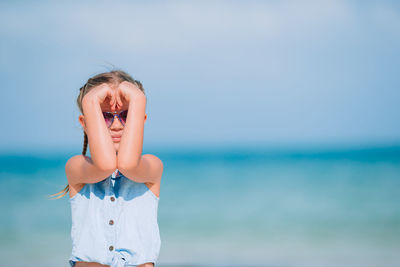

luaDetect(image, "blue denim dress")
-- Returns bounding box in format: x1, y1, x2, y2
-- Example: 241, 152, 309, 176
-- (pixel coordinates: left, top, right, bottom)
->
68, 169, 161, 267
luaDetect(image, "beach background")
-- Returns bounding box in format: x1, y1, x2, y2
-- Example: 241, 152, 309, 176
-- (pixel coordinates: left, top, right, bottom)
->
1, 1, 400, 267
1, 146, 400, 267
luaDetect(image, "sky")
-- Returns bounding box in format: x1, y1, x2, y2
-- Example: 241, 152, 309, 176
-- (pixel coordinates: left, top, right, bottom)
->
1, 0, 400, 152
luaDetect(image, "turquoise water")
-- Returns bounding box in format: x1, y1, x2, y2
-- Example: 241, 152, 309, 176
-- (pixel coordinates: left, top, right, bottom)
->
0, 146, 399, 267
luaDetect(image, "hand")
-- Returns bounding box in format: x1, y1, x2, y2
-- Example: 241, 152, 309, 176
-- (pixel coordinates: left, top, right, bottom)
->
83, 83, 117, 110
115, 81, 145, 108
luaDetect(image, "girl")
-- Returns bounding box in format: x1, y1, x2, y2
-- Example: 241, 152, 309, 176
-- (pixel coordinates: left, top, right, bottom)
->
50, 70, 163, 267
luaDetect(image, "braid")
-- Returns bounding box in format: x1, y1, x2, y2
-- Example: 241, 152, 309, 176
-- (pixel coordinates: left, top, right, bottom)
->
78, 85, 86, 111
82, 132, 88, 156
48, 182, 69, 199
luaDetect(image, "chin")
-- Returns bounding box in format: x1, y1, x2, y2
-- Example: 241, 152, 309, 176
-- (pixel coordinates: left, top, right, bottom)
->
114, 143, 120, 152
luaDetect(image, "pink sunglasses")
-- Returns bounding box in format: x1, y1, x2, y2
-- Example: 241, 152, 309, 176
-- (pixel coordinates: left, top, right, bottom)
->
102, 110, 128, 128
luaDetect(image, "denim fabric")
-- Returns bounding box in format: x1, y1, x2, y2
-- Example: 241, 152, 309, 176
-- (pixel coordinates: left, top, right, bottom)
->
68, 169, 161, 267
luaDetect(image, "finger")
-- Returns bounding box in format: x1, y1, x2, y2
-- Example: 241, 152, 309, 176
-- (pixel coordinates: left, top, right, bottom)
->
107, 90, 115, 112
118, 94, 123, 109
112, 91, 117, 112
99, 84, 111, 104
115, 91, 119, 109
110, 99, 115, 112
117, 88, 123, 108
115, 87, 121, 107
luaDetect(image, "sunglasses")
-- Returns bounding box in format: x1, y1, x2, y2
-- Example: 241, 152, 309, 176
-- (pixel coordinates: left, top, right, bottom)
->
102, 110, 128, 128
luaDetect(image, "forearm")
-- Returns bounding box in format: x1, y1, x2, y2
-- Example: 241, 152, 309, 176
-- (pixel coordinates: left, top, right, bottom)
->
117, 95, 146, 170
82, 96, 117, 171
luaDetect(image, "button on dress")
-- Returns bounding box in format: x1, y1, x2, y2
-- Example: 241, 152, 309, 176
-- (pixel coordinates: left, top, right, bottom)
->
68, 169, 161, 267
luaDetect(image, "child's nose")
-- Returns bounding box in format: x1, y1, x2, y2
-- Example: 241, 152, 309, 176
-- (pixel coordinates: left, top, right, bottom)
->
110, 115, 124, 129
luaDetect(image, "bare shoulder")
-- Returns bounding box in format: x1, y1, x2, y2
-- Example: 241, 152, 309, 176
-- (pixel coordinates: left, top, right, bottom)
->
143, 154, 164, 180
65, 155, 90, 181
66, 154, 91, 167
65, 155, 88, 198
142, 154, 164, 198
142, 154, 163, 169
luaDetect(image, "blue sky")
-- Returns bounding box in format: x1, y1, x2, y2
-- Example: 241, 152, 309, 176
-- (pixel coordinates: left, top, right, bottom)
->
1, 0, 400, 152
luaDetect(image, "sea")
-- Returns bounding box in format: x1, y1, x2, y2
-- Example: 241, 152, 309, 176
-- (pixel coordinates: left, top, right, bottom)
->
0, 145, 399, 267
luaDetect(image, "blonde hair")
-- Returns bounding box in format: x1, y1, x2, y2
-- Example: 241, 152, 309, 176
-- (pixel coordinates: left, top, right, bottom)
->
49, 69, 145, 199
